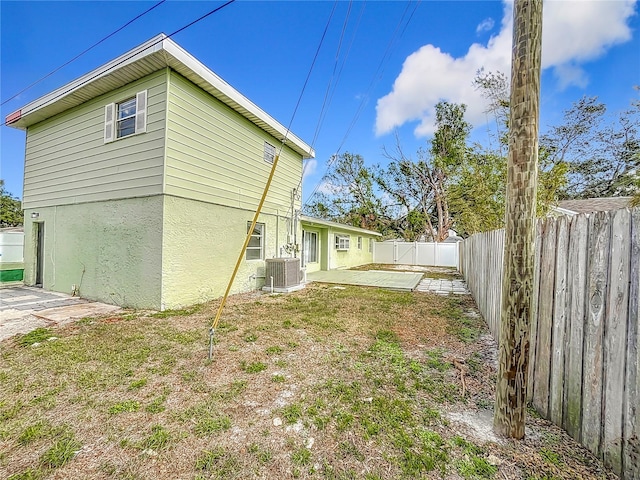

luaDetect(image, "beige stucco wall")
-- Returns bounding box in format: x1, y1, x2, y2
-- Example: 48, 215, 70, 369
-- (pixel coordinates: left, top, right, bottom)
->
160, 195, 299, 309
23, 196, 164, 309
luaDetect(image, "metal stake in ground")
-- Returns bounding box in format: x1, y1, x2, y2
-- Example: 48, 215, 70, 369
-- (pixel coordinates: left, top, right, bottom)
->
208, 328, 215, 361
207, 154, 282, 362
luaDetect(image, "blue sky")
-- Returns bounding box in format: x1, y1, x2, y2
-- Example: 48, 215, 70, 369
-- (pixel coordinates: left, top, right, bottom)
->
1, 0, 639, 204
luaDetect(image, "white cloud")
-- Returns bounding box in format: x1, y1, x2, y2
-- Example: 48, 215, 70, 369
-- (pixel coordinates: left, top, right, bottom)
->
552, 63, 589, 90
317, 180, 339, 195
302, 158, 317, 181
476, 17, 495, 34
375, 0, 637, 137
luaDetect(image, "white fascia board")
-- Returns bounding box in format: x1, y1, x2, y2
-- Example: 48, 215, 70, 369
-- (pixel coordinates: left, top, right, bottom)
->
5, 34, 315, 159
550, 206, 578, 216
7, 34, 167, 125
300, 215, 383, 236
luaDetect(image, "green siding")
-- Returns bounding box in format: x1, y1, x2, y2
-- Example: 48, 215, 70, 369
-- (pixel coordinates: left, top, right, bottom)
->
23, 197, 163, 309
165, 71, 303, 215
23, 71, 168, 209
300, 221, 378, 271
328, 229, 377, 270
17, 67, 311, 310
161, 195, 298, 309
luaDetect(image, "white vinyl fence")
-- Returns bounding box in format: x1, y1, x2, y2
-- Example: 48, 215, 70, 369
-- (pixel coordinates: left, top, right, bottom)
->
0, 231, 24, 263
373, 241, 459, 268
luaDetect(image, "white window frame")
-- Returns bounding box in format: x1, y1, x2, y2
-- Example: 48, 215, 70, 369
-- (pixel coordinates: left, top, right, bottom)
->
104, 90, 147, 143
369, 238, 374, 253
335, 234, 350, 251
357, 236, 363, 250
246, 222, 265, 260
264, 141, 276, 164
303, 231, 318, 265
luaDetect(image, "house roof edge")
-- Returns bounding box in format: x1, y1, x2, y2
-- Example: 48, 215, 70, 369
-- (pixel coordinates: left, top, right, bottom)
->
300, 215, 383, 236
5, 34, 315, 159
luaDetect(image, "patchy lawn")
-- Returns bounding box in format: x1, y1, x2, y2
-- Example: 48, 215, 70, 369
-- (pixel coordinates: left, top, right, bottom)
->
0, 284, 615, 480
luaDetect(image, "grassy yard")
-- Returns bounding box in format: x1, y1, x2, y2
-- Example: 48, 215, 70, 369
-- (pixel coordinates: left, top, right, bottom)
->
0, 284, 614, 479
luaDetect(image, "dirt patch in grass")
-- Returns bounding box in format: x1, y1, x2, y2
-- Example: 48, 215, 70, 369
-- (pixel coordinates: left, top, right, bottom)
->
0, 284, 615, 479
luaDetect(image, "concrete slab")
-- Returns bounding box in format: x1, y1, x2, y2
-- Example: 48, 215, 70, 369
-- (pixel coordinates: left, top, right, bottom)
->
0, 286, 122, 343
415, 278, 471, 296
0, 314, 52, 340
34, 303, 121, 323
261, 284, 306, 294
307, 270, 423, 291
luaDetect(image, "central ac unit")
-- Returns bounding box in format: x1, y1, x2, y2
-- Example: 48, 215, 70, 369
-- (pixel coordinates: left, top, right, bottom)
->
265, 258, 301, 288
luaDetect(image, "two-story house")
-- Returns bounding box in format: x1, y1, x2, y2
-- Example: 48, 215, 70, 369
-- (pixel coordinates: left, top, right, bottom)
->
6, 34, 315, 310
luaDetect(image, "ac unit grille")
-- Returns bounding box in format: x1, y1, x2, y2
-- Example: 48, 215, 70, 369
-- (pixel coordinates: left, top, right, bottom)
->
265, 258, 301, 288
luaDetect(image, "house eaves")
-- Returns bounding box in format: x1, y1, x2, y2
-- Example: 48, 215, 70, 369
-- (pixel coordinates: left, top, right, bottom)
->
557, 197, 632, 214
300, 215, 383, 237
5, 34, 315, 159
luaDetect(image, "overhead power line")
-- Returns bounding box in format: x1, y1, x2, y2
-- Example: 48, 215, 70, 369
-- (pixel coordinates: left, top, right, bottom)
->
303, 0, 421, 208
2, 0, 236, 128
1, 0, 167, 107
286, 0, 365, 220
311, 0, 355, 148
279, 0, 338, 153
207, 0, 341, 358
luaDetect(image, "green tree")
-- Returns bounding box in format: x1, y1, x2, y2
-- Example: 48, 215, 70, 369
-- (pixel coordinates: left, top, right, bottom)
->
304, 153, 391, 233
447, 150, 506, 237
0, 180, 23, 227
474, 69, 568, 215
377, 145, 441, 241
541, 95, 640, 199
379, 101, 471, 242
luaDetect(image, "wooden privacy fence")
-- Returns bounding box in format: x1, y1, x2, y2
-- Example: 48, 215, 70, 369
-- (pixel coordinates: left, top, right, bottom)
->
459, 208, 640, 480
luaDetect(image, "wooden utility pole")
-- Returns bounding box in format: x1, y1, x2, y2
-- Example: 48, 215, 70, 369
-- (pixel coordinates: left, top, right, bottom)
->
494, 0, 543, 439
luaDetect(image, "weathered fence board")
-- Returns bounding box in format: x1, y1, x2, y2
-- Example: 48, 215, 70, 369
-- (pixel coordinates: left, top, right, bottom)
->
550, 215, 569, 427
582, 211, 610, 457
623, 208, 639, 478
564, 214, 588, 440
460, 207, 639, 480
533, 218, 556, 418
603, 209, 631, 472
527, 222, 543, 403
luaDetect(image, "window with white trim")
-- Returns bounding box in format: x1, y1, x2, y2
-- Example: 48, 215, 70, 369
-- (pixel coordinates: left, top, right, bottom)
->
357, 236, 362, 250
264, 142, 276, 164
369, 238, 374, 253
104, 90, 147, 143
303, 231, 318, 264
335, 234, 350, 250
246, 222, 265, 260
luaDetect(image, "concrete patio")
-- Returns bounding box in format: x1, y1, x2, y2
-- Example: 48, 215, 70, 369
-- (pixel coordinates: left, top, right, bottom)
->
306, 269, 424, 291
0, 286, 121, 342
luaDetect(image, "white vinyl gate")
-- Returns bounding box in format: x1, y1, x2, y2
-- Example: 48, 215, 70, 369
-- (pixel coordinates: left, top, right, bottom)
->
373, 241, 459, 268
